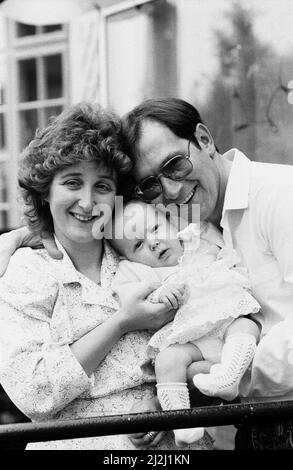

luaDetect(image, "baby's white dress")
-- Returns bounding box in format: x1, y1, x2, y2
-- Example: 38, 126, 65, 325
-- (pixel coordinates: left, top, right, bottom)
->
114, 223, 260, 365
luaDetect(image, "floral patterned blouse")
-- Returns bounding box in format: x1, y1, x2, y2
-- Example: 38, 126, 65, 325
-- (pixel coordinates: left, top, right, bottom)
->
0, 239, 213, 450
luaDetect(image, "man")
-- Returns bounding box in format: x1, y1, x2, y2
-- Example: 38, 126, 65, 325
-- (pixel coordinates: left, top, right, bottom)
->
2, 98, 293, 449
122, 98, 293, 450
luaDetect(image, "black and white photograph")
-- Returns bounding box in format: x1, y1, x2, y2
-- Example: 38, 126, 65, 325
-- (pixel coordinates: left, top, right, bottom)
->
0, 0, 293, 456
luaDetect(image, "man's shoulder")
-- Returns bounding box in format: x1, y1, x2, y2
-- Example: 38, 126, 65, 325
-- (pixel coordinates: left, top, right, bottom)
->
250, 160, 293, 193
251, 160, 293, 177
245, 160, 293, 224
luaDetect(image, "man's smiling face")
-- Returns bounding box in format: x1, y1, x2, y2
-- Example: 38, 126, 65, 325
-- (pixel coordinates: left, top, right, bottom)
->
132, 119, 222, 224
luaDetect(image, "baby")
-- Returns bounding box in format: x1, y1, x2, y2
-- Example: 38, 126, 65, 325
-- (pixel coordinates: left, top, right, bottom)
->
111, 200, 260, 447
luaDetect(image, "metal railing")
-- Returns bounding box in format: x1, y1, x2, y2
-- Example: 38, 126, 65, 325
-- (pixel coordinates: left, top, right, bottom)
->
1, 400, 293, 444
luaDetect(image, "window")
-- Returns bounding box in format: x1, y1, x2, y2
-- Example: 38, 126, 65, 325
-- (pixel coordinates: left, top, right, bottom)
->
16, 23, 36, 37
16, 23, 62, 38
13, 21, 67, 152
0, 19, 68, 229
0, 114, 5, 148
17, 52, 64, 148
18, 58, 37, 102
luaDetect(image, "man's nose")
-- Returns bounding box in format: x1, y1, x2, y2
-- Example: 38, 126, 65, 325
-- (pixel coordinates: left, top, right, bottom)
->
159, 176, 183, 201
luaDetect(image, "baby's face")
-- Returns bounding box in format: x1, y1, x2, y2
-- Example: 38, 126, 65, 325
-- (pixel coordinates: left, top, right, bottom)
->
112, 202, 183, 267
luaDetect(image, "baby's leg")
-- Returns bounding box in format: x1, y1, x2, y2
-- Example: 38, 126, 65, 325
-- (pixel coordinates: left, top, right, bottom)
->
187, 360, 212, 378
155, 343, 202, 383
193, 317, 259, 401
155, 343, 205, 447
225, 316, 260, 339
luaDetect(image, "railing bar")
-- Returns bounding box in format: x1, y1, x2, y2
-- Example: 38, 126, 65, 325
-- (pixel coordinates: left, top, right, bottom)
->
1, 400, 293, 444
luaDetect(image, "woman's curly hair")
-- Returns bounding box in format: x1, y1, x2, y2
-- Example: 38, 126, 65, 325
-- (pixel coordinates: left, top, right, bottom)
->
18, 102, 132, 235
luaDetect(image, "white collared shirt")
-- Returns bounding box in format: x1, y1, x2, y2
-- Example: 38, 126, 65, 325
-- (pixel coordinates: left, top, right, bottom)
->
221, 149, 293, 399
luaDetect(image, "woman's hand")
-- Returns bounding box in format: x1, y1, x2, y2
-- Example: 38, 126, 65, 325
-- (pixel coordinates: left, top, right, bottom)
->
128, 397, 165, 448
116, 282, 176, 333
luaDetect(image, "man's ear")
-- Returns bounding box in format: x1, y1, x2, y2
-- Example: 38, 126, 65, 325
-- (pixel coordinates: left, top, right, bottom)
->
194, 123, 216, 158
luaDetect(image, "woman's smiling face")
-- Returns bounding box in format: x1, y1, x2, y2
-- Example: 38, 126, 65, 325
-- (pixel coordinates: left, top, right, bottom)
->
47, 161, 116, 248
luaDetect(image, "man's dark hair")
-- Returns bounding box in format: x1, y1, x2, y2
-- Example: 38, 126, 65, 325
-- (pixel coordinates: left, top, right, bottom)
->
121, 98, 204, 160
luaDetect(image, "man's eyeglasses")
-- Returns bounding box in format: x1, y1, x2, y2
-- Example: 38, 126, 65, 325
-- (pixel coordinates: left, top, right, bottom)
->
134, 139, 193, 202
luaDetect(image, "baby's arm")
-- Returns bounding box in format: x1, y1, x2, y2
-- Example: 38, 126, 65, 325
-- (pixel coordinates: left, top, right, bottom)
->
147, 283, 186, 310
113, 261, 186, 310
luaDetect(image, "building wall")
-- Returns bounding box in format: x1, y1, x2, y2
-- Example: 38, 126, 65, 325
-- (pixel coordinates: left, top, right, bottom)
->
1, 0, 293, 230
106, 0, 293, 162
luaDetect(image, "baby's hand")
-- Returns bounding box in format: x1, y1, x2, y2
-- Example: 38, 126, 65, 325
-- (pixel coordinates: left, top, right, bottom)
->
156, 283, 186, 310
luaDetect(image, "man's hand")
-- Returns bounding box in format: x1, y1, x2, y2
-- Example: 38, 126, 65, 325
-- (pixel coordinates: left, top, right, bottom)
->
128, 397, 165, 448
0, 227, 34, 276
40, 230, 63, 260
0, 226, 62, 276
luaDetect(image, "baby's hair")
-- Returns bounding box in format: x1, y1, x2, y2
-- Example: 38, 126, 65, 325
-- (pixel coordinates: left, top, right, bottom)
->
110, 199, 175, 253
113, 199, 170, 224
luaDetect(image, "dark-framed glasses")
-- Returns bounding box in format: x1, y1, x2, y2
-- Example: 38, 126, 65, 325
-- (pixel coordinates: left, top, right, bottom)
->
134, 139, 194, 202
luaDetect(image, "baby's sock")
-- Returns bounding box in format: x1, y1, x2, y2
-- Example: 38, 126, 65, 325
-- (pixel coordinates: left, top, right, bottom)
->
156, 382, 204, 447
193, 333, 257, 401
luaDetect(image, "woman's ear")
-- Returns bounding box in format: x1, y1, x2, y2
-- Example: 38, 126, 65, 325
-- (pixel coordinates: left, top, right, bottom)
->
194, 123, 216, 158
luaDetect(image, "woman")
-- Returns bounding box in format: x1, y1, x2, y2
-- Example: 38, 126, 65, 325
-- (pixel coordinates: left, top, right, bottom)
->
0, 103, 212, 450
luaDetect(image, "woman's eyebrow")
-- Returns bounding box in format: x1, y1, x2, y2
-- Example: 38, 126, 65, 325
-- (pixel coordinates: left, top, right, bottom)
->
59, 172, 114, 180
